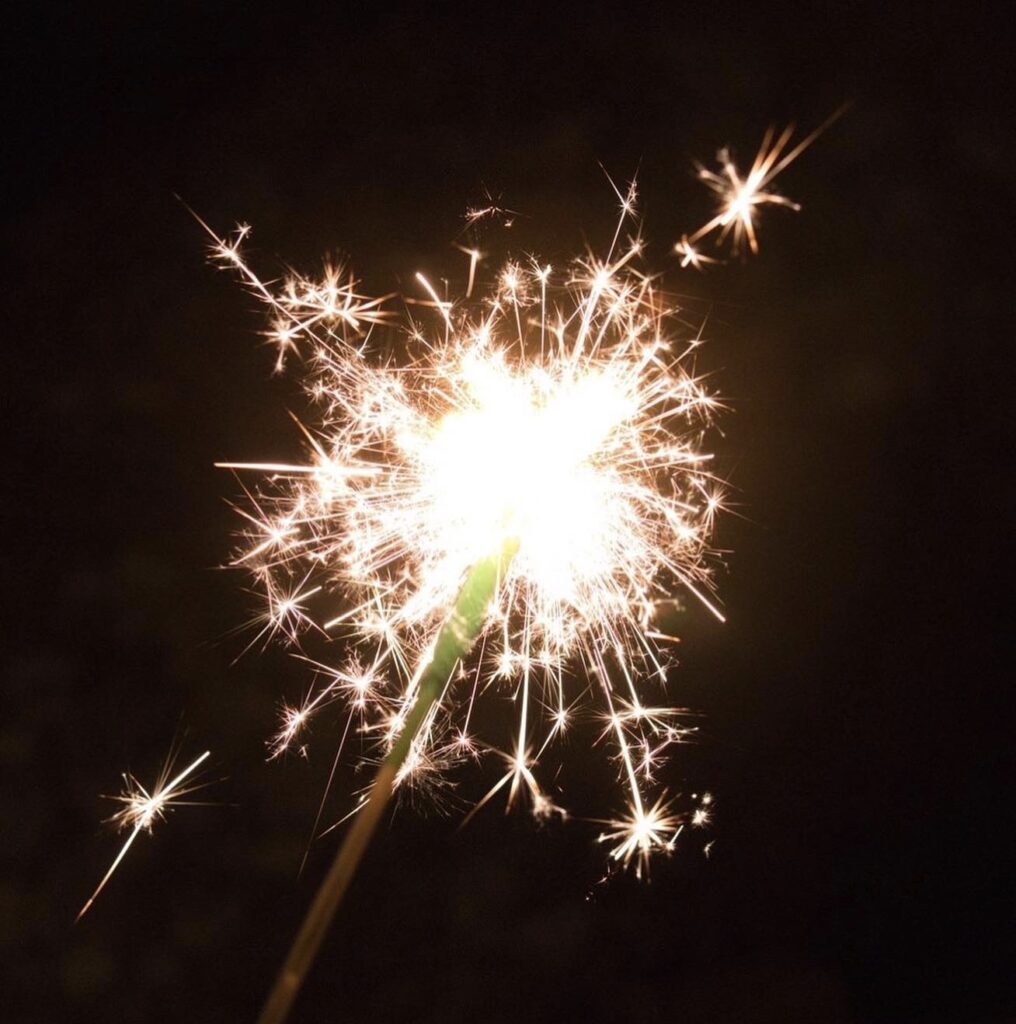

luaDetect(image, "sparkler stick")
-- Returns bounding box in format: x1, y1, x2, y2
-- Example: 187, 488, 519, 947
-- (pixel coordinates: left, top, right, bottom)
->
258, 540, 517, 1024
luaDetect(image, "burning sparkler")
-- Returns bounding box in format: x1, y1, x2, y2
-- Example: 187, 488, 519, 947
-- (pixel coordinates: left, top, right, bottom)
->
77, 748, 211, 921
210, 207, 724, 853
198, 118, 831, 1022
212, 204, 720, 1022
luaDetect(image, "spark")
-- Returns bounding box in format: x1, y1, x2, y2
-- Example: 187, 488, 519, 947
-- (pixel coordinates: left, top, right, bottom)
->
597, 793, 683, 879
463, 191, 518, 230
454, 243, 482, 298
674, 235, 720, 270
193, 207, 391, 372
77, 749, 212, 921
686, 109, 844, 257
690, 125, 803, 256
197, 150, 813, 873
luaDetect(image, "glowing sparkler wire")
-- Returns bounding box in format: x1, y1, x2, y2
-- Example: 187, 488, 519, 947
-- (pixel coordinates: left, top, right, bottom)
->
258, 541, 517, 1024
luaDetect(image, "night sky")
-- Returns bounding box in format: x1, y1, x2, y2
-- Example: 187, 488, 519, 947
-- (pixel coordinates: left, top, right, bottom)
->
5, 4, 1012, 1022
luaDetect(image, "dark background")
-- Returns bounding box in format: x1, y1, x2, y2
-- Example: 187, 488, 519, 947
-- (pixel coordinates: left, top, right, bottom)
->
4, 3, 1012, 1022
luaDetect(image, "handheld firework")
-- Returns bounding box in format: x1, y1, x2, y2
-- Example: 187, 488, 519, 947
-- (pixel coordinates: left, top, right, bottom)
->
198, 118, 834, 1022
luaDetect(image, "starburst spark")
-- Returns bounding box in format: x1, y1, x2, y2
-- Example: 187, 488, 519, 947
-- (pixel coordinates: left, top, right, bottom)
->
685, 109, 845, 259
597, 790, 713, 878
77, 748, 212, 921
204, 182, 739, 874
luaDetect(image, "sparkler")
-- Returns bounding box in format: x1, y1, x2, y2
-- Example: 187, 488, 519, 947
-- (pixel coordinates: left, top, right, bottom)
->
214, 206, 719, 1021
199, 120, 828, 1022
211, 209, 724, 846
77, 748, 211, 921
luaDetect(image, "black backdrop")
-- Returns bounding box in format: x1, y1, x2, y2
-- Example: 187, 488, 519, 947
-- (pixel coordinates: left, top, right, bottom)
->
5, 4, 1012, 1022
